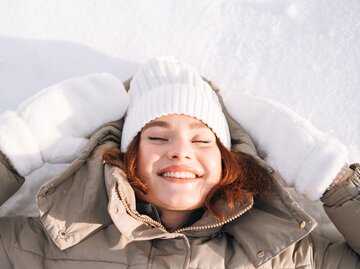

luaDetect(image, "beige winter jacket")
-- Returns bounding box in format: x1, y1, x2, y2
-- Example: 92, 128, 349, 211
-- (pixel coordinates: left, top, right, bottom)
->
0, 80, 360, 268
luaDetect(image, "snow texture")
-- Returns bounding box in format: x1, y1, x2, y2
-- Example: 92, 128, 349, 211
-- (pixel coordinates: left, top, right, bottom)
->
0, 0, 359, 242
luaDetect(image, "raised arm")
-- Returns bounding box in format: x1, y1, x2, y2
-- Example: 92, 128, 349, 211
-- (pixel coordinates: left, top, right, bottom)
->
0, 73, 129, 208
223, 92, 349, 201
310, 164, 360, 268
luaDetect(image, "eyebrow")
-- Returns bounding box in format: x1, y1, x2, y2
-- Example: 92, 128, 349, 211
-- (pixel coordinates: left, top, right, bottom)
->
143, 120, 169, 130
142, 120, 207, 131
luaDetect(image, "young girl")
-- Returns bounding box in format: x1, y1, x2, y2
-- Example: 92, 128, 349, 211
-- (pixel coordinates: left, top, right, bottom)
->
0, 57, 359, 268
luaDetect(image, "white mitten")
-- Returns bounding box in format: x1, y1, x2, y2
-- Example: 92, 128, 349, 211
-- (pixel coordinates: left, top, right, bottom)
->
224, 93, 349, 201
0, 73, 129, 177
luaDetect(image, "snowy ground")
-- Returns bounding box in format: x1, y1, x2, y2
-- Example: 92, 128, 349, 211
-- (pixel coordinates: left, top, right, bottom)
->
0, 0, 359, 241
1, 1, 359, 156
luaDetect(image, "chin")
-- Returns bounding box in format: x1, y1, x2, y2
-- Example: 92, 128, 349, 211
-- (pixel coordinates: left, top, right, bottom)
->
157, 198, 204, 211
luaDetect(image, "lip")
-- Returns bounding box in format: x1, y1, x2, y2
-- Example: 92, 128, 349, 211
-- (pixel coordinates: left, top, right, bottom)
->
158, 165, 203, 178
160, 175, 201, 184
157, 165, 203, 183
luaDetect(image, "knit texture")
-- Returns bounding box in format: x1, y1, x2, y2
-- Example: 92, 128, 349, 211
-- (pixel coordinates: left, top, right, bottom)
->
121, 57, 230, 151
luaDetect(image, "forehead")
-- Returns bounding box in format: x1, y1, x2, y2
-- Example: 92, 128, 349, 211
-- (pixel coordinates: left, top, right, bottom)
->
142, 114, 209, 131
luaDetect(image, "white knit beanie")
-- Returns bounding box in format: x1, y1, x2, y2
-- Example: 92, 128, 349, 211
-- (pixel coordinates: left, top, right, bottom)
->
121, 56, 231, 152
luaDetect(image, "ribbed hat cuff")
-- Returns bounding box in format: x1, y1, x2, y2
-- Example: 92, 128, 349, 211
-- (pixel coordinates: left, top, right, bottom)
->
121, 84, 231, 151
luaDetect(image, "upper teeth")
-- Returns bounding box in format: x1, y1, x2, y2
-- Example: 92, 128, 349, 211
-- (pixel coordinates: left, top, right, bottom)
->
161, 171, 197, 179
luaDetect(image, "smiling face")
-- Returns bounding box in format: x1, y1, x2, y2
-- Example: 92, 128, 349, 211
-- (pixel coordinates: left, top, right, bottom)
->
137, 114, 222, 212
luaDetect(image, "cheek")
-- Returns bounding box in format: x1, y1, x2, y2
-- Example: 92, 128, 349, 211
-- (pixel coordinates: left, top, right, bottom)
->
136, 145, 161, 179
203, 149, 222, 182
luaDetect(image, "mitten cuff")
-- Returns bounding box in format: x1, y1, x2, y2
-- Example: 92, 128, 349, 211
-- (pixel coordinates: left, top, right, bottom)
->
0, 111, 43, 176
294, 134, 349, 201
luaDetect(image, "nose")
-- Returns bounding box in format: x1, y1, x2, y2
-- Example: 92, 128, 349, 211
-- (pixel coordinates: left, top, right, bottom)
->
167, 140, 193, 160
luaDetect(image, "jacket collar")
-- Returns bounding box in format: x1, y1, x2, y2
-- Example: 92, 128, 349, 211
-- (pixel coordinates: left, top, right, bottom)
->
106, 165, 255, 238
108, 162, 317, 269
224, 172, 317, 267
38, 149, 316, 269
36, 121, 122, 250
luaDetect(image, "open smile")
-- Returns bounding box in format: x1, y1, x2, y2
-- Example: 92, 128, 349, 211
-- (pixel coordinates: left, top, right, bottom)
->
160, 171, 197, 179
157, 166, 204, 183
158, 166, 203, 177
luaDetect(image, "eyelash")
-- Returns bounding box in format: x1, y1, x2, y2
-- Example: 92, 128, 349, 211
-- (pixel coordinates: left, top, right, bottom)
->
148, 137, 210, 144
149, 137, 168, 141
193, 140, 210, 144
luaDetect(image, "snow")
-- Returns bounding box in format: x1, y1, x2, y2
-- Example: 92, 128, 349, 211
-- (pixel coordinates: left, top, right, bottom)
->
0, 0, 359, 240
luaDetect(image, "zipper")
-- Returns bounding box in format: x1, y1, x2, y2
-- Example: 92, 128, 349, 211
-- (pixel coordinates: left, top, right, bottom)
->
115, 183, 254, 234
175, 197, 253, 233
115, 183, 168, 232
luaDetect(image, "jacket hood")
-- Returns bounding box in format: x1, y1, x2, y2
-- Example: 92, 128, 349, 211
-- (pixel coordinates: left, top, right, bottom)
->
35, 79, 317, 268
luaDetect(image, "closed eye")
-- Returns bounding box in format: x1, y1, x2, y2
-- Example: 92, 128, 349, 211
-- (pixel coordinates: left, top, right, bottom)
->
148, 137, 168, 141
193, 140, 211, 144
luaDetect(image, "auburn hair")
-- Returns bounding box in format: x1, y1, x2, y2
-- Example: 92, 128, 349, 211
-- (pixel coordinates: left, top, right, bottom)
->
102, 134, 273, 221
